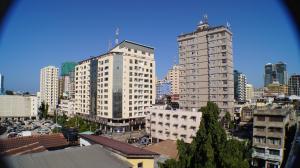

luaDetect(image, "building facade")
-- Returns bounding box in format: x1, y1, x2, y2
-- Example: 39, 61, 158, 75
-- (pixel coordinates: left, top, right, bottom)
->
75, 40, 156, 132
145, 105, 202, 143
234, 70, 247, 102
246, 84, 254, 102
156, 79, 171, 102
266, 83, 288, 96
59, 62, 77, 99
252, 104, 294, 168
40, 66, 59, 114
58, 99, 75, 117
0, 73, 4, 94
264, 62, 287, 87
178, 17, 234, 113
288, 74, 300, 96
166, 65, 180, 95
0, 95, 38, 120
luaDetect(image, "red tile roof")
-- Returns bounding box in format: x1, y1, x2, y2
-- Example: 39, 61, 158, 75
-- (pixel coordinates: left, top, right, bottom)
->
80, 134, 158, 157
0, 133, 69, 155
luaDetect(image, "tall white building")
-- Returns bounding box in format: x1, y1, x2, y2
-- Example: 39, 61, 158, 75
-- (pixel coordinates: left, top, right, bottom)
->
75, 40, 156, 132
178, 17, 234, 113
40, 66, 59, 114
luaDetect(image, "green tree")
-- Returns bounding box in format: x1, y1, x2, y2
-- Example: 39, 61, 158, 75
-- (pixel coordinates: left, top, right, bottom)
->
160, 102, 250, 168
5, 90, 14, 95
38, 102, 48, 119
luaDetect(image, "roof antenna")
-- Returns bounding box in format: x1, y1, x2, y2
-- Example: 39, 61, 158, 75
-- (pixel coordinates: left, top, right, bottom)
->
226, 21, 231, 29
203, 14, 208, 24
115, 27, 119, 45
108, 39, 112, 51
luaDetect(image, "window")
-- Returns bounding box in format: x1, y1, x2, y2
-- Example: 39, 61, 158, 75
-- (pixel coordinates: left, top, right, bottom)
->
257, 116, 265, 121
269, 149, 280, 156
222, 45, 226, 50
134, 49, 137, 53
269, 116, 283, 122
222, 59, 227, 63
137, 162, 143, 168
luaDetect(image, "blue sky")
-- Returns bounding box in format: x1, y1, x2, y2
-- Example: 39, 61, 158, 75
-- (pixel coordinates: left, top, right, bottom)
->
0, 0, 299, 92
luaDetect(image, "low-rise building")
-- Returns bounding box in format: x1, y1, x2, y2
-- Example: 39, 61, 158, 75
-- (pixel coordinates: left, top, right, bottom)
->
79, 134, 159, 168
58, 99, 75, 117
0, 95, 38, 120
5, 145, 132, 168
252, 104, 295, 168
145, 105, 202, 143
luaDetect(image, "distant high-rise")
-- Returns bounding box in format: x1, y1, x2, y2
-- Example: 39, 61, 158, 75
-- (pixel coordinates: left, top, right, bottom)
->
40, 66, 59, 114
178, 16, 234, 113
234, 70, 246, 102
288, 74, 300, 96
59, 62, 77, 99
61, 62, 77, 76
0, 73, 4, 94
166, 65, 180, 95
245, 84, 254, 102
264, 62, 287, 86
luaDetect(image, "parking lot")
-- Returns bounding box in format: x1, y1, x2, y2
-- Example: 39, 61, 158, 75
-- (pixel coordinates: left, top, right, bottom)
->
0, 119, 61, 139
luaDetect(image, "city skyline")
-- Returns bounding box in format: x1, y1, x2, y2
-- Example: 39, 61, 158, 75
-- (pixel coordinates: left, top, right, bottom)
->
0, 0, 299, 92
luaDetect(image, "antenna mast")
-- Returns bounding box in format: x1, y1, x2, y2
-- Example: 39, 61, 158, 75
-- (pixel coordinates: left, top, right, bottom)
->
115, 27, 119, 45
108, 39, 112, 51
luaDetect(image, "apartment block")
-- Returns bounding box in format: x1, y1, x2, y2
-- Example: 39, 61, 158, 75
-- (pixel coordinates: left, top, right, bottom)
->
58, 99, 75, 117
288, 74, 300, 96
75, 40, 155, 132
234, 70, 247, 102
40, 66, 59, 114
252, 104, 294, 168
145, 105, 202, 143
178, 17, 234, 113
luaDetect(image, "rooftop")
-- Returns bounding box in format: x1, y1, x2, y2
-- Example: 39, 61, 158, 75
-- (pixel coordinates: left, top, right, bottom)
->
144, 140, 178, 160
0, 133, 69, 155
254, 104, 293, 116
5, 145, 132, 168
79, 134, 158, 157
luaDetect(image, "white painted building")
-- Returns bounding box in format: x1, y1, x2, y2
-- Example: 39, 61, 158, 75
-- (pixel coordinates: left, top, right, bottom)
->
40, 66, 59, 115
75, 40, 156, 132
246, 84, 254, 102
146, 105, 202, 143
58, 99, 75, 117
0, 95, 38, 119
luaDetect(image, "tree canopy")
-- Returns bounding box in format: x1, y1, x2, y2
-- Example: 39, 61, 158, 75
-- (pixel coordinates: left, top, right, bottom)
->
160, 102, 250, 168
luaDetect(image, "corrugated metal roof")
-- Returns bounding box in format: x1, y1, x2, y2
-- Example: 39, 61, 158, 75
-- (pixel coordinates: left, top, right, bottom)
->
80, 134, 158, 157
5, 145, 132, 168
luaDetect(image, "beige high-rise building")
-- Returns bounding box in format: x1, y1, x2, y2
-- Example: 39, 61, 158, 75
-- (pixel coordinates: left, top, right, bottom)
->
40, 66, 59, 114
75, 40, 156, 132
246, 83, 254, 102
166, 65, 180, 95
178, 17, 234, 113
